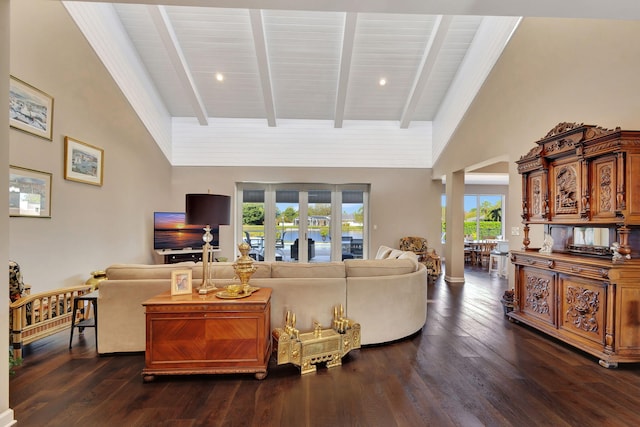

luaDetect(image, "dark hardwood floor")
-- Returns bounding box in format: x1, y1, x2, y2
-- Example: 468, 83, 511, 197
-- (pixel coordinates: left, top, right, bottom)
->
10, 266, 640, 426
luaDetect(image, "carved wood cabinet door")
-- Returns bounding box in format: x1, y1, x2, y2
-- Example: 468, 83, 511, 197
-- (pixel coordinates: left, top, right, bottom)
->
550, 158, 582, 220
616, 284, 640, 353
559, 274, 606, 347
624, 153, 640, 222
520, 266, 556, 327
590, 155, 618, 221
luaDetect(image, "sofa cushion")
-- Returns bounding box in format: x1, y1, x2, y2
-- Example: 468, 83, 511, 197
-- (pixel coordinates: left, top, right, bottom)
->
344, 258, 418, 277
397, 251, 420, 270
105, 262, 195, 280
192, 262, 272, 280
270, 262, 346, 278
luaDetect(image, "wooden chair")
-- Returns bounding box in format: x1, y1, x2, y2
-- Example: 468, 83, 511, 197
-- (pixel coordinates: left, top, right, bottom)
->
478, 241, 497, 268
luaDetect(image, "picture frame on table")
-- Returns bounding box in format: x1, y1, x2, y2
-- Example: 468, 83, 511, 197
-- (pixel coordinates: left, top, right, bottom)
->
9, 76, 54, 141
9, 165, 52, 218
171, 270, 193, 296
64, 136, 104, 186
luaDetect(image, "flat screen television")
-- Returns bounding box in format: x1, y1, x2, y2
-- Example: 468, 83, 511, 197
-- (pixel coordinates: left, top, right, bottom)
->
153, 212, 219, 251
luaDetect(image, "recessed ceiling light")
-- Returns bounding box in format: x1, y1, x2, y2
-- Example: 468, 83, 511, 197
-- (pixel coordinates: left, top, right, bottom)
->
379, 78, 387, 86
215, 73, 224, 82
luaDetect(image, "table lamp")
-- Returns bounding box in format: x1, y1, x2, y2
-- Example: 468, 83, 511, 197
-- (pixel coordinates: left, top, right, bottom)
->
185, 193, 231, 294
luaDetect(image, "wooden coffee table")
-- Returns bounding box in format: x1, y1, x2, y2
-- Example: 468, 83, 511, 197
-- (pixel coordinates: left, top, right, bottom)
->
142, 287, 271, 382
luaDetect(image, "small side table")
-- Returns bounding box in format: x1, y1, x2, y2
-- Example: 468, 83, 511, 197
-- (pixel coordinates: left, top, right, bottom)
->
69, 290, 99, 351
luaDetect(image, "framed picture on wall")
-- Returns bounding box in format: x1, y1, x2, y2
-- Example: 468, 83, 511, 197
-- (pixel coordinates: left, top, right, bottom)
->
9, 76, 54, 141
9, 165, 52, 218
171, 270, 193, 296
64, 136, 104, 186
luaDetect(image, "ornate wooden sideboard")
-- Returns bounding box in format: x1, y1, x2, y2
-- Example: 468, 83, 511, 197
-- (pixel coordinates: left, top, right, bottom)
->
512, 123, 640, 368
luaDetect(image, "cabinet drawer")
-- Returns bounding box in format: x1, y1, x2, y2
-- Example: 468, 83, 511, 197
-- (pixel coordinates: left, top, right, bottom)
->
512, 253, 609, 280
551, 260, 609, 280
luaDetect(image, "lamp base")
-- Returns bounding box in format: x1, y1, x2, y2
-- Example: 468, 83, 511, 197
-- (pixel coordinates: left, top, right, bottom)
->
198, 283, 218, 295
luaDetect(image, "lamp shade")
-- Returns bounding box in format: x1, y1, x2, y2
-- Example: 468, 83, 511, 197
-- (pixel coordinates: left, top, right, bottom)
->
185, 194, 231, 226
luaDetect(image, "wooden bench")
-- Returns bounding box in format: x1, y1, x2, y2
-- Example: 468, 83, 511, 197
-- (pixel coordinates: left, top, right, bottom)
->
10, 285, 94, 360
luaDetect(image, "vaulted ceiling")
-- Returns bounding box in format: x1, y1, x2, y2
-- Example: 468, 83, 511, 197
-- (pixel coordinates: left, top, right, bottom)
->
60, 1, 640, 171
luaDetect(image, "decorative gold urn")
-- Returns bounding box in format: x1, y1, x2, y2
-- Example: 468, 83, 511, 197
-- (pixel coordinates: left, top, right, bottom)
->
231, 241, 258, 295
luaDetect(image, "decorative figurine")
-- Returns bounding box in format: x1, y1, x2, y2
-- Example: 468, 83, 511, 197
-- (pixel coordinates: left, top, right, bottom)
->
611, 242, 630, 262
539, 233, 554, 254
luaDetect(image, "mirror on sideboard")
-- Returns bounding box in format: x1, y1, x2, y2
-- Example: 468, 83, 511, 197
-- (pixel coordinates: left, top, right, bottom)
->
547, 225, 613, 256
573, 226, 610, 247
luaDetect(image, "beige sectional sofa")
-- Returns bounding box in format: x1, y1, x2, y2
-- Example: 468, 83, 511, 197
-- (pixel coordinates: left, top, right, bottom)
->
97, 255, 428, 354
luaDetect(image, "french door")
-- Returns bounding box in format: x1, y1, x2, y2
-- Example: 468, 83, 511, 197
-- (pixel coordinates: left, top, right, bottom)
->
238, 183, 368, 262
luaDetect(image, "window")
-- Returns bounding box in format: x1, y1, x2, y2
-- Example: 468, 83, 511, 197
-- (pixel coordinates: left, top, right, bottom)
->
238, 183, 369, 262
441, 193, 505, 242
465, 194, 504, 240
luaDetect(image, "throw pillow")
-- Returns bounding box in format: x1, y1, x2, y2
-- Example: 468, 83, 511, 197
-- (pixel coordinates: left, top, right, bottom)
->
375, 245, 393, 259
387, 249, 405, 259
397, 251, 420, 271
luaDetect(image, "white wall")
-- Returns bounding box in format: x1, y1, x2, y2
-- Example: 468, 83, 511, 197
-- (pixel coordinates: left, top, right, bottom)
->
1, 0, 13, 424
8, 0, 173, 292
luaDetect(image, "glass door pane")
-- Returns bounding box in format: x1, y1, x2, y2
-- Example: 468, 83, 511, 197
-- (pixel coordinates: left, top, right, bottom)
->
308, 190, 331, 262
238, 184, 369, 262
242, 190, 265, 261
276, 189, 300, 262
341, 190, 364, 259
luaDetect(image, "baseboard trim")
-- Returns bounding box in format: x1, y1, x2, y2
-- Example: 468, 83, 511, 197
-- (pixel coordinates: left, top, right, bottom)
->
444, 274, 465, 284
0, 408, 17, 427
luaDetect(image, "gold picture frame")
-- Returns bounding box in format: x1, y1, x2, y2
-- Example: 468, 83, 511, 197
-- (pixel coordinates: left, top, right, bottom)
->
9, 76, 54, 140
171, 270, 193, 296
9, 165, 52, 218
64, 136, 104, 186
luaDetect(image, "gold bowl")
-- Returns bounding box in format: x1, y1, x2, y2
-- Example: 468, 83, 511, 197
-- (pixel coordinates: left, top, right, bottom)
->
225, 284, 243, 295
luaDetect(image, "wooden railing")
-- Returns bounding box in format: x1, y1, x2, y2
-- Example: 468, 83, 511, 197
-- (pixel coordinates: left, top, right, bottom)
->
10, 284, 94, 360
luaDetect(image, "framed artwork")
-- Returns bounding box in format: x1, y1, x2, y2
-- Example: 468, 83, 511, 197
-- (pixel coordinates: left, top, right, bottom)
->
171, 270, 193, 295
9, 165, 52, 218
64, 136, 104, 186
9, 76, 54, 140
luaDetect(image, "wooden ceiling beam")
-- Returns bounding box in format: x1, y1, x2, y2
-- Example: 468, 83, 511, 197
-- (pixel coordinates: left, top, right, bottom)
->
400, 15, 452, 129
334, 12, 357, 129
250, 9, 277, 127
147, 5, 209, 125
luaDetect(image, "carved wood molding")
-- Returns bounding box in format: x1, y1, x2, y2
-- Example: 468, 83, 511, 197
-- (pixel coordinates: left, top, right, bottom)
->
517, 144, 543, 163
583, 140, 621, 156
599, 165, 613, 213
543, 122, 584, 139
517, 159, 545, 173
542, 122, 617, 141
